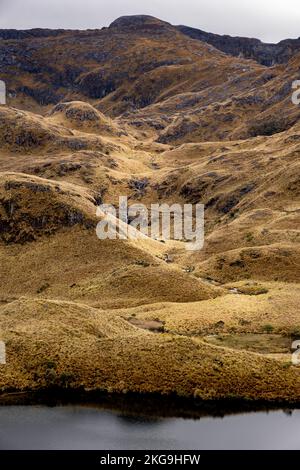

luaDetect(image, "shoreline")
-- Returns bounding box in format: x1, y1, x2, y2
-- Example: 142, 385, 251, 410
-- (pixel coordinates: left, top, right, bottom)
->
0, 389, 299, 419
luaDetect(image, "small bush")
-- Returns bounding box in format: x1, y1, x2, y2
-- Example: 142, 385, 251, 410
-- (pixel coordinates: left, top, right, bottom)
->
290, 327, 300, 339
59, 372, 75, 388
245, 232, 254, 242
249, 119, 290, 137
262, 324, 274, 333
36, 283, 50, 293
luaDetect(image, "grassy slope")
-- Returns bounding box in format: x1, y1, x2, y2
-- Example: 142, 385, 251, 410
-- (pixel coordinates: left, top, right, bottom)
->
0, 17, 299, 400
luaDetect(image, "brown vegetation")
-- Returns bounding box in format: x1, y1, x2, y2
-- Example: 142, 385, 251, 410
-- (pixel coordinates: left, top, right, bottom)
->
0, 15, 299, 402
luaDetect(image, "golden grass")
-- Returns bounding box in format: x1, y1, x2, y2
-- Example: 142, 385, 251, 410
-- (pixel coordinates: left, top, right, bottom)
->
0, 297, 299, 401
0, 32, 300, 400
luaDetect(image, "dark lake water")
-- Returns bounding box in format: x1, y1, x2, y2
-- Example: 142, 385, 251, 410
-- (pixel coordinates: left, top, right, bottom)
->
0, 405, 299, 449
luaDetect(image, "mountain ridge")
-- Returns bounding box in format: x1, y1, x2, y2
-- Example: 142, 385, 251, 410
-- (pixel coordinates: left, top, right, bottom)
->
177, 24, 300, 66
1, 14, 300, 65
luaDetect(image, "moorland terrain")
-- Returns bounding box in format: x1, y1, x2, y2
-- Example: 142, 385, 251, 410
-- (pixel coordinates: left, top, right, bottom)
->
0, 15, 300, 401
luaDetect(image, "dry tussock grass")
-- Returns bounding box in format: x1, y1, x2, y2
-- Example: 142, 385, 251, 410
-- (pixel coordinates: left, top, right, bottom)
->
0, 19, 300, 400
0, 297, 299, 401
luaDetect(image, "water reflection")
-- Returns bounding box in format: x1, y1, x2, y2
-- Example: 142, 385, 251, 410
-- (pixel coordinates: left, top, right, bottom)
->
0, 403, 299, 450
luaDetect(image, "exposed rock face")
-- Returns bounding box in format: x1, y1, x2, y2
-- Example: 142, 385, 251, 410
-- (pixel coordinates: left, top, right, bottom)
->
177, 25, 300, 66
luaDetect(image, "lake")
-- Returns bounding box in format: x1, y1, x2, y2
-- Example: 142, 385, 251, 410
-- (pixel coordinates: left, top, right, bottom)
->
0, 403, 299, 449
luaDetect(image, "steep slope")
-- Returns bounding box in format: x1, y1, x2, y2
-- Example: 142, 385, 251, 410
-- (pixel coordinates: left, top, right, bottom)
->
2, 15, 300, 144
0, 16, 263, 117
0, 172, 220, 308
154, 123, 300, 282
123, 52, 300, 144
177, 25, 300, 66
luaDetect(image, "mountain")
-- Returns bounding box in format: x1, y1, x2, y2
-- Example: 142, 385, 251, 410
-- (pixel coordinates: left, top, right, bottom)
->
0, 15, 261, 113
177, 25, 300, 66
2, 15, 300, 145
0, 15, 300, 401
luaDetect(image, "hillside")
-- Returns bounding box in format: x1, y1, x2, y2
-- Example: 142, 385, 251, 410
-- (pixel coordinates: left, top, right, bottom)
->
0, 15, 299, 402
178, 25, 300, 66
